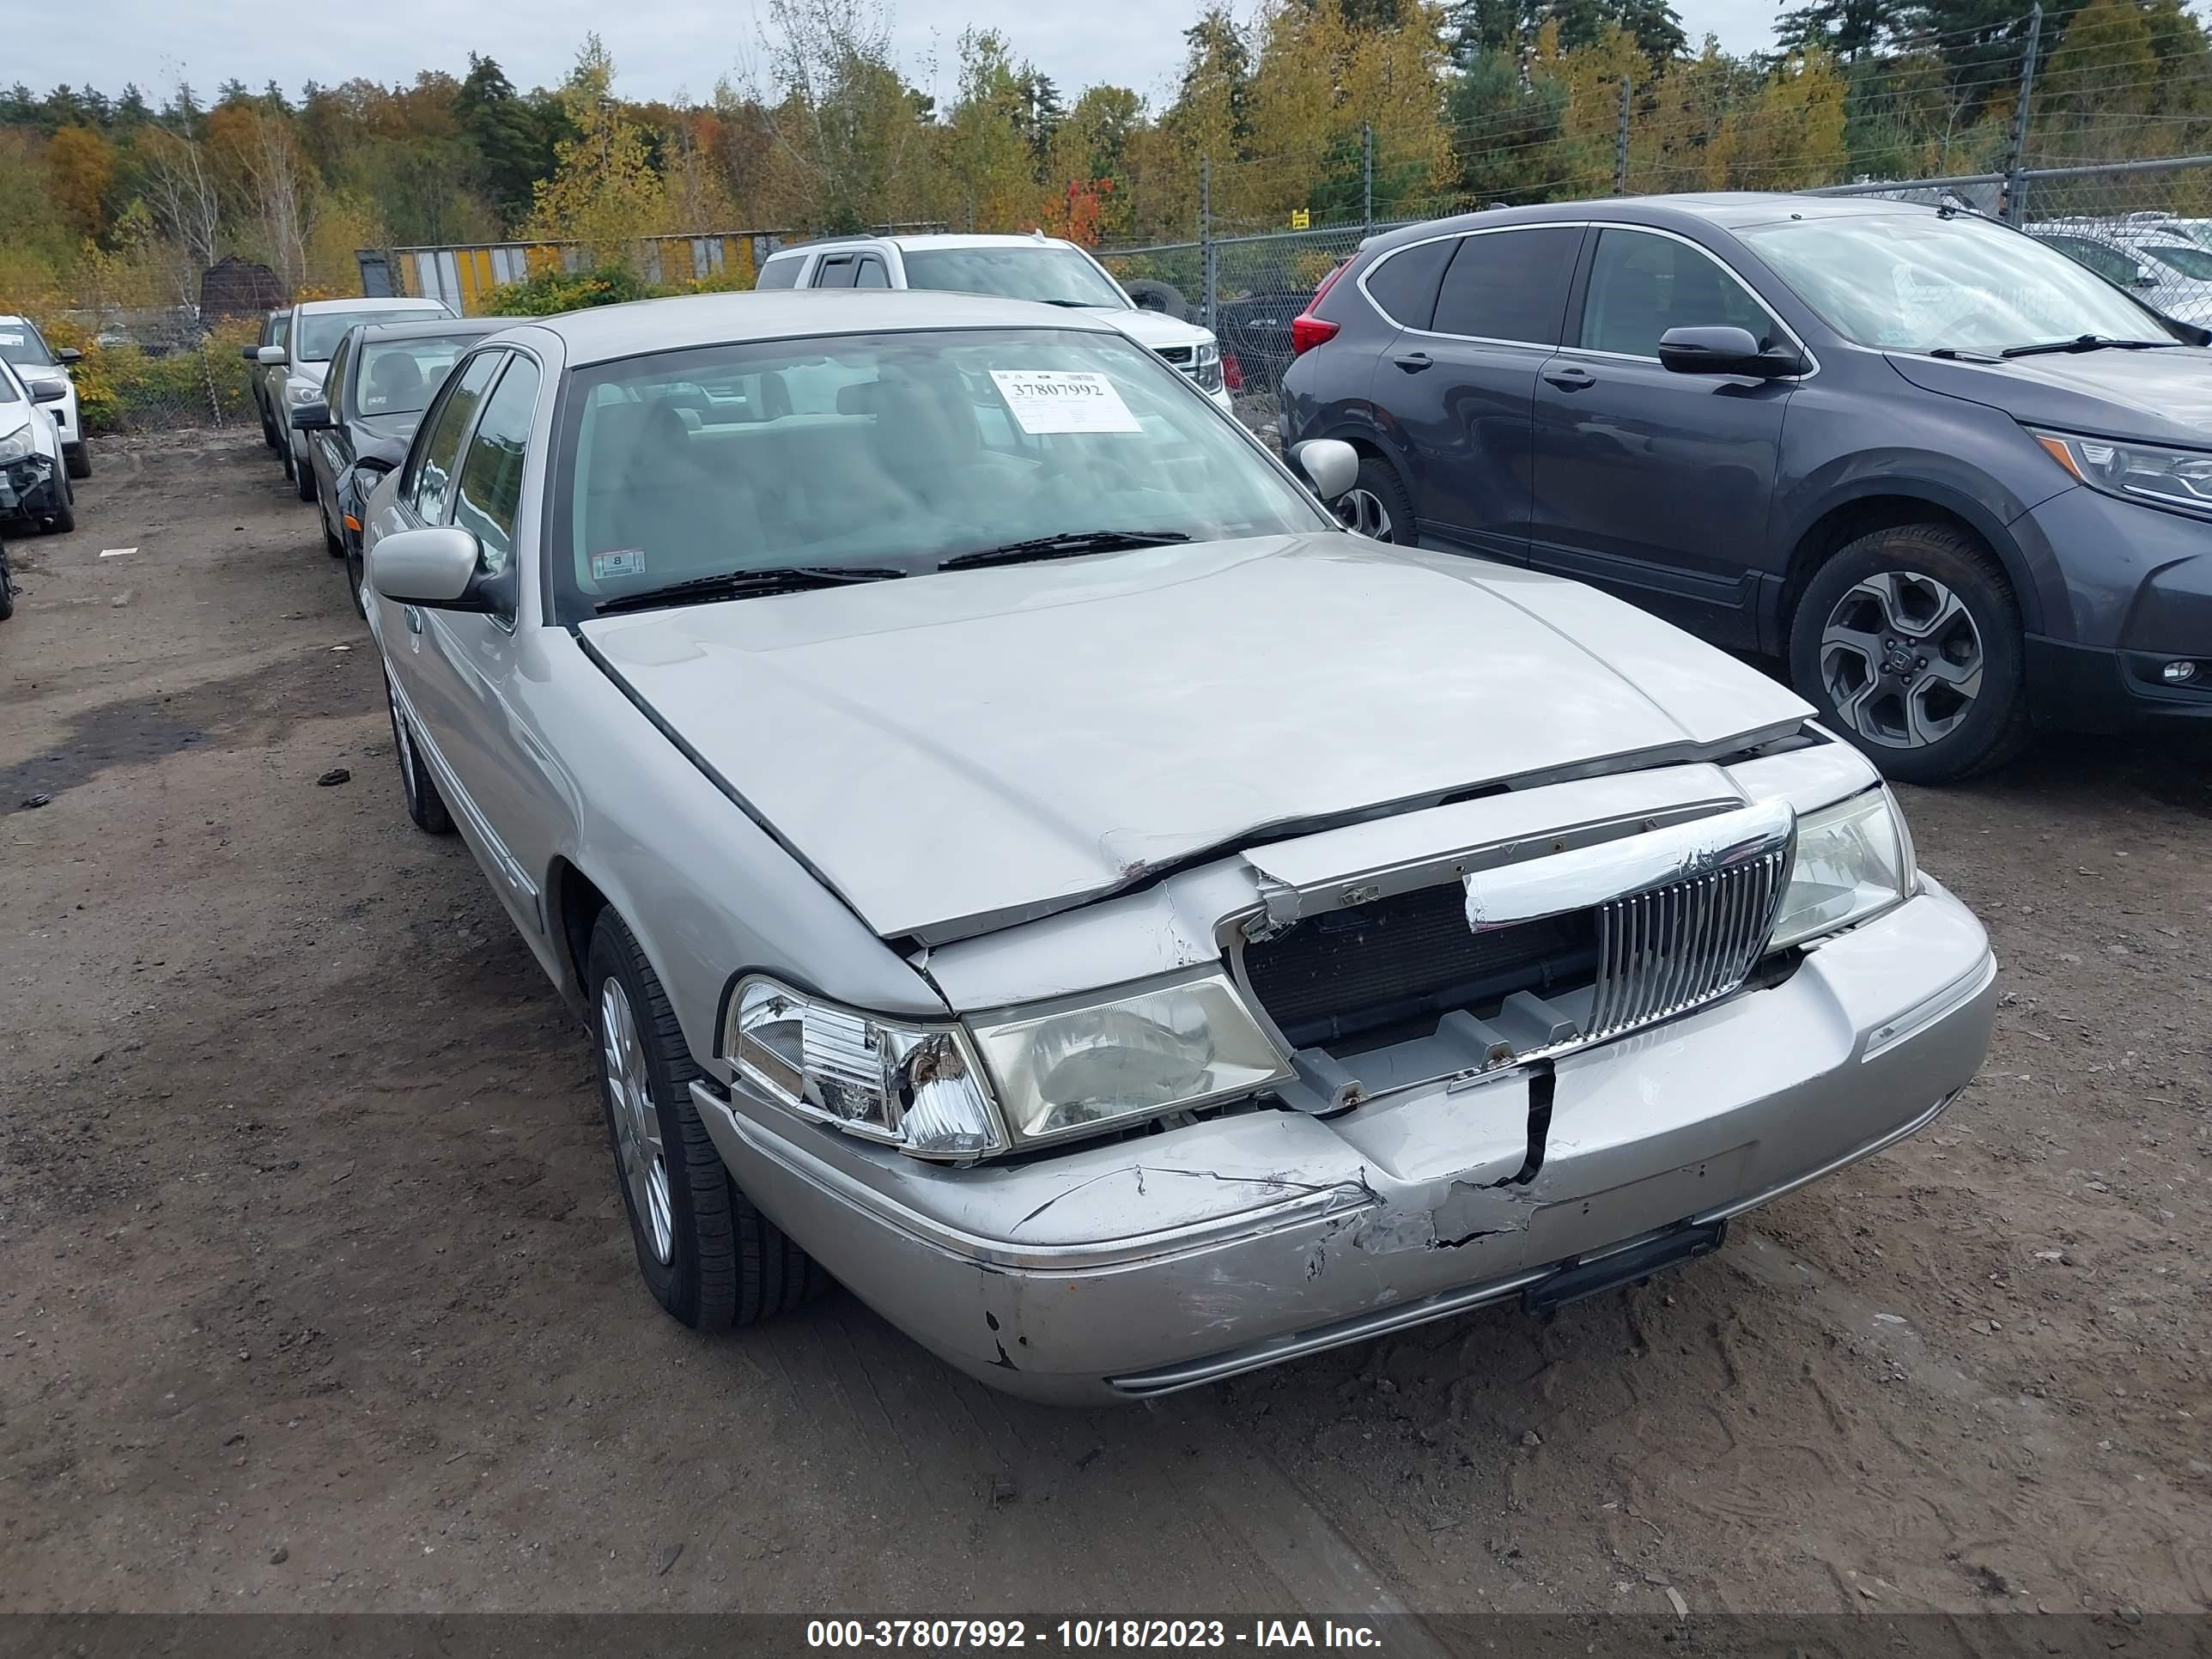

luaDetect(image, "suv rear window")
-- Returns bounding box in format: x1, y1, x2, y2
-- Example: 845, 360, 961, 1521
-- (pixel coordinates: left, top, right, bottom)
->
1431, 228, 1583, 345
1362, 239, 1456, 330
756, 258, 801, 290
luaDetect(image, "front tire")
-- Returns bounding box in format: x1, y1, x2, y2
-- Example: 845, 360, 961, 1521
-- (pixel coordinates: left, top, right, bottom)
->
586, 910, 827, 1328
0, 541, 15, 622
43, 472, 74, 535
320, 498, 345, 558
295, 446, 317, 502
1788, 523, 2028, 785
383, 672, 453, 835
1337, 455, 1413, 544
65, 441, 90, 481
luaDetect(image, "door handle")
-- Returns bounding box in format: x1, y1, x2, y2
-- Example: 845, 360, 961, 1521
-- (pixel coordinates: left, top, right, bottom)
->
1543, 365, 1596, 391
1393, 350, 1434, 373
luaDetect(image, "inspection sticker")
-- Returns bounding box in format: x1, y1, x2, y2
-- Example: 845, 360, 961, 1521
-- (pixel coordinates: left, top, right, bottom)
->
590, 548, 647, 580
989, 369, 1141, 434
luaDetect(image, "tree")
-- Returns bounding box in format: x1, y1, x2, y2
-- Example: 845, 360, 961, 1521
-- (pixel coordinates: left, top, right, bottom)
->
1777, 0, 1905, 60
748, 0, 934, 233
47, 125, 116, 239
939, 31, 1046, 229
527, 36, 668, 257
131, 120, 222, 301
457, 55, 557, 226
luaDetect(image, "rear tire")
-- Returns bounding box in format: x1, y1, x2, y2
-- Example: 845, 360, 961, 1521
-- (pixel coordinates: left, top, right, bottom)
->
586, 910, 829, 1329
1337, 455, 1413, 544
383, 672, 453, 835
1788, 523, 2029, 785
0, 541, 15, 622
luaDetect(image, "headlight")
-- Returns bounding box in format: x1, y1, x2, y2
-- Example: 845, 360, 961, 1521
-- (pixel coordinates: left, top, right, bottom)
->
726, 977, 1007, 1160
0, 428, 33, 464
1193, 339, 1225, 393
2032, 427, 2212, 519
968, 970, 1290, 1147
1767, 788, 1915, 951
284, 380, 320, 405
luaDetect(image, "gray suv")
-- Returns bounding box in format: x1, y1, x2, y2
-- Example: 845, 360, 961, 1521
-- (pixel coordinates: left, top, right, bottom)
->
1280, 192, 2212, 782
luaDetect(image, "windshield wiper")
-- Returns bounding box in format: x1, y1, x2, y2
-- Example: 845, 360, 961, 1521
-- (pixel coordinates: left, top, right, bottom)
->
938, 530, 1193, 572
1999, 334, 2187, 358
593, 565, 906, 616
1929, 346, 2002, 362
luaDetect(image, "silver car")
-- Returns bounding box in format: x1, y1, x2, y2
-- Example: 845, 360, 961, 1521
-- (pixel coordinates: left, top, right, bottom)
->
361, 291, 1998, 1403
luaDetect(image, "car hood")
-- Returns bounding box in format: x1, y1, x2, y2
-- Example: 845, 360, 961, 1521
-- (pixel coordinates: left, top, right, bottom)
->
350, 412, 419, 470
1099, 308, 1215, 349
1886, 344, 2212, 447
580, 535, 1812, 945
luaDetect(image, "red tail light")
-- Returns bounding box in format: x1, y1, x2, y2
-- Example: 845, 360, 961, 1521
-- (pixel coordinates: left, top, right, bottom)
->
1291, 258, 1352, 356
1223, 350, 1244, 392
1290, 314, 1340, 356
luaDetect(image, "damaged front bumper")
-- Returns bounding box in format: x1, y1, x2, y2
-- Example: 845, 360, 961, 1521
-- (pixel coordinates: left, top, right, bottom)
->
695, 880, 1996, 1403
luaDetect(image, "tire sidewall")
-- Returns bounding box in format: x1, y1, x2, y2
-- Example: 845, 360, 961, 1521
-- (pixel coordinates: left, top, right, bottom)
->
1789, 527, 2024, 785
585, 916, 719, 1322
1349, 456, 1414, 544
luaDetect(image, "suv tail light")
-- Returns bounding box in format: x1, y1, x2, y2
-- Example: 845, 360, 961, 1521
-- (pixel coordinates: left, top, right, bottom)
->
1290, 258, 1352, 356
1290, 315, 1340, 356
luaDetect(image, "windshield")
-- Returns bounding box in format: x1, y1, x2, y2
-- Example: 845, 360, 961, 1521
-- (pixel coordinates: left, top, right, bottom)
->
1740, 213, 2182, 356
352, 335, 478, 416
548, 326, 1322, 623
0, 324, 55, 368
298, 307, 445, 362
898, 247, 1129, 309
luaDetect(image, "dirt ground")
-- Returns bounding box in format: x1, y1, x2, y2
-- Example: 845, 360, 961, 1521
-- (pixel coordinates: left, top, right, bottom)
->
2, 430, 2209, 1622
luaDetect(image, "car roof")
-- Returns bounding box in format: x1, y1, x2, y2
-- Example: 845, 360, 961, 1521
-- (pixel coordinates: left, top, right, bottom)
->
768, 233, 1083, 257
514, 289, 1124, 367
344, 316, 512, 344
290, 297, 452, 315
1358, 190, 1949, 257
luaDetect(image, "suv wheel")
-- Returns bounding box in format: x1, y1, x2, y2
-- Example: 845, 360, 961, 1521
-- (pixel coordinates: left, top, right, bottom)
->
586, 909, 829, 1328
0, 539, 14, 622
1338, 457, 1413, 544
1788, 523, 2028, 785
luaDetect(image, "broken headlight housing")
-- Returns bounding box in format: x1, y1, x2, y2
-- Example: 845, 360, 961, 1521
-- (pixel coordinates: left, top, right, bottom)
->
726, 977, 1008, 1160
1766, 787, 1915, 951
967, 970, 1291, 1148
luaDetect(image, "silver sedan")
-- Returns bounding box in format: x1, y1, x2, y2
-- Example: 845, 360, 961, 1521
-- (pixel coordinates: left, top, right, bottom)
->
361, 290, 1997, 1402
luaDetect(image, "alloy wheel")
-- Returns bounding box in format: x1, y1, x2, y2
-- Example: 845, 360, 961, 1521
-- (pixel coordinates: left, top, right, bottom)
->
1818, 568, 1984, 750
600, 978, 673, 1265
1337, 486, 1395, 541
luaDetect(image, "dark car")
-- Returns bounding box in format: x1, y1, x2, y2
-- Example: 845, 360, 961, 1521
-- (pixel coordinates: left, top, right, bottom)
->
242, 310, 289, 450
1279, 192, 2212, 781
292, 316, 510, 612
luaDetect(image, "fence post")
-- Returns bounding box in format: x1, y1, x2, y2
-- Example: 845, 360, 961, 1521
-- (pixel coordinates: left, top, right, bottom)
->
1615, 78, 1632, 196
2004, 1, 2043, 225
1361, 123, 1374, 238
1200, 154, 1216, 331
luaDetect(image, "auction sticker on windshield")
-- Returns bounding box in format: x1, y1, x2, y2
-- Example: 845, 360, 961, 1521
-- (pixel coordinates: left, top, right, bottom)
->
989, 369, 1141, 434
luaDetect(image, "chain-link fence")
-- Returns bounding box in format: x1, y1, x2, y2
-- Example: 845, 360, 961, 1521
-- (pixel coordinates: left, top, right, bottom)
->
9, 303, 263, 437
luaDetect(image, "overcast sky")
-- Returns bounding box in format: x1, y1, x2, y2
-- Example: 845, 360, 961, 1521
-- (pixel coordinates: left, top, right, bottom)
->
21, 0, 1778, 114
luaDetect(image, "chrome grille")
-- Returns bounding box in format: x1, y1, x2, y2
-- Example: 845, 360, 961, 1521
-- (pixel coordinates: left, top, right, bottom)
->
1586, 848, 1788, 1040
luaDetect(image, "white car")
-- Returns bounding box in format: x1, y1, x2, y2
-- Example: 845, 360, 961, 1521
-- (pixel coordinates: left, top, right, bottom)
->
755, 233, 1238, 416
0, 315, 88, 480
260, 297, 455, 502
2027, 221, 2212, 326
0, 355, 73, 535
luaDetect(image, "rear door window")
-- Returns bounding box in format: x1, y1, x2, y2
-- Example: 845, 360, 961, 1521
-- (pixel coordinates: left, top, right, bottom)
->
1430, 228, 1584, 345
853, 255, 890, 289
404, 350, 503, 523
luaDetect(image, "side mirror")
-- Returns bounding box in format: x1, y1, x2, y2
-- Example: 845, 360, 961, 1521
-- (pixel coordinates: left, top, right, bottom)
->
368, 526, 502, 613
1291, 437, 1359, 503
241, 343, 263, 362
29, 380, 66, 404
58, 347, 82, 365
257, 345, 289, 367
1656, 325, 1805, 379
289, 399, 332, 431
